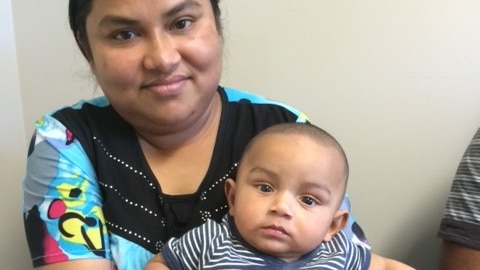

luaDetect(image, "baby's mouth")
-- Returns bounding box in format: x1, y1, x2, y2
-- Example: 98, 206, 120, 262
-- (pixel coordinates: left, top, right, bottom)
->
263, 225, 289, 237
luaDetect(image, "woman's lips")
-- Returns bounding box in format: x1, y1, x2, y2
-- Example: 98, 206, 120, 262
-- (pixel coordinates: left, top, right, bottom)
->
142, 76, 188, 96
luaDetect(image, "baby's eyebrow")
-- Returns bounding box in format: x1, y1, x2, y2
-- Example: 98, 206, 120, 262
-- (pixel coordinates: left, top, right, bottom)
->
304, 182, 331, 195
248, 166, 278, 180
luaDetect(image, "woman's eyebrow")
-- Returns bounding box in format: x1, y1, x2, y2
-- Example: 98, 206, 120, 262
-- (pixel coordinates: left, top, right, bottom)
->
98, 0, 202, 28
165, 0, 202, 18
99, 16, 139, 28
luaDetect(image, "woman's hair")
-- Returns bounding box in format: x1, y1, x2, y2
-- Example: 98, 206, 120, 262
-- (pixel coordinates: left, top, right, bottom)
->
69, 0, 222, 60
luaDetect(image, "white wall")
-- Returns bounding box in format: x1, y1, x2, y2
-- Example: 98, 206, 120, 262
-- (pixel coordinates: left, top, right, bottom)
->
13, 1, 93, 139
0, 0, 30, 269
219, 1, 480, 269
8, 1, 480, 269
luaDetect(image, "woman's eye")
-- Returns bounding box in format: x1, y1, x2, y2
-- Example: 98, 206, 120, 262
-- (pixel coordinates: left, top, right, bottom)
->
300, 196, 317, 206
257, 184, 273, 193
113, 30, 137, 40
173, 19, 192, 30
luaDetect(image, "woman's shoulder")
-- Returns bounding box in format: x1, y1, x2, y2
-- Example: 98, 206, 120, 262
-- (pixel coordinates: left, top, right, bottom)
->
35, 96, 111, 128
50, 96, 110, 116
34, 96, 133, 159
220, 86, 308, 122
222, 86, 287, 105
46, 96, 129, 135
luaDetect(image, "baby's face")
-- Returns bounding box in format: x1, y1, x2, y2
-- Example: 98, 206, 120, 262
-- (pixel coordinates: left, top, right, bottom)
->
227, 133, 346, 262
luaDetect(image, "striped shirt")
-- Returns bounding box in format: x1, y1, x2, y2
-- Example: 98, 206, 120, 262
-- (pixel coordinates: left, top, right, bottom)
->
163, 215, 371, 269
438, 127, 480, 249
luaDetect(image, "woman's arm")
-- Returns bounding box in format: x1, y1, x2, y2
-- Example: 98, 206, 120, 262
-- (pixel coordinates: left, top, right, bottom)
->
369, 253, 416, 270
36, 259, 111, 270
23, 116, 110, 268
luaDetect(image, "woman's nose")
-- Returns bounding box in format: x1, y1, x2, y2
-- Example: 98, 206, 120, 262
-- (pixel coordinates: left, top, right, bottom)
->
143, 33, 181, 72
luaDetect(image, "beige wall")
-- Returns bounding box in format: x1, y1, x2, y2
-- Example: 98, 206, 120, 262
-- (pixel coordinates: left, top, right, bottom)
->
6, 0, 480, 269
1, 0, 30, 269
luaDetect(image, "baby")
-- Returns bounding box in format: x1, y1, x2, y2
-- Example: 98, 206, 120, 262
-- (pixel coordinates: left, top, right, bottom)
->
145, 123, 414, 269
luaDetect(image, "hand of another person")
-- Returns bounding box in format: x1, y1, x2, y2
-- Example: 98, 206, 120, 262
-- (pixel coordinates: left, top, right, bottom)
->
369, 253, 416, 270
144, 254, 170, 270
439, 240, 480, 270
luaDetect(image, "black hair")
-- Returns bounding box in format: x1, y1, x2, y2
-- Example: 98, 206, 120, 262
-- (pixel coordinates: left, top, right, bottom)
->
242, 122, 350, 187
68, 0, 222, 60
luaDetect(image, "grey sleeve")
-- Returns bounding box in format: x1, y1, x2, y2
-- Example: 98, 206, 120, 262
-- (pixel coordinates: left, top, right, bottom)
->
438, 127, 480, 249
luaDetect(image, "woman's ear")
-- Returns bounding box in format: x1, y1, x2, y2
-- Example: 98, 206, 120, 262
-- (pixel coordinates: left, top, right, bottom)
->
224, 178, 236, 216
323, 210, 349, 241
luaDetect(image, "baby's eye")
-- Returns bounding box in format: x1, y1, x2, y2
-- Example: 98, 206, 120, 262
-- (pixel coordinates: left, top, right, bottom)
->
300, 196, 317, 206
257, 184, 273, 193
172, 19, 193, 30
113, 30, 138, 41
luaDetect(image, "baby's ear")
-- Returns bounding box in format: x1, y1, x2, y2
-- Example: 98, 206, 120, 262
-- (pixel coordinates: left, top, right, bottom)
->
224, 178, 236, 215
323, 210, 349, 241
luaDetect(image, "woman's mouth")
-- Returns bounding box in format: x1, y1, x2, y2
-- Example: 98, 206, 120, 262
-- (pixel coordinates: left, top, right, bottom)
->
142, 76, 188, 96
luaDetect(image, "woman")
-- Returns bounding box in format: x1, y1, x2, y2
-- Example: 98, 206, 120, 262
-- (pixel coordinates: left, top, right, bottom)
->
22, 0, 367, 269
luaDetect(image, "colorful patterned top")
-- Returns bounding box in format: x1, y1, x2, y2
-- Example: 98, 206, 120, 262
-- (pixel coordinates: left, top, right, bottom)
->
23, 87, 368, 270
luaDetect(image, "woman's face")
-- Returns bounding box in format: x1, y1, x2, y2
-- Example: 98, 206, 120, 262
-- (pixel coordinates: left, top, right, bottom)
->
85, 0, 222, 134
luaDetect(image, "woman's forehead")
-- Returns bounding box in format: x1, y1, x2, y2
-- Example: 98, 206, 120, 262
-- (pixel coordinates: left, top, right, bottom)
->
88, 0, 208, 14
85, 0, 210, 30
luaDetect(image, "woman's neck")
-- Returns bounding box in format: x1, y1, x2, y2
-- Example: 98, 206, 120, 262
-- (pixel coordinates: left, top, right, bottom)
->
136, 92, 222, 153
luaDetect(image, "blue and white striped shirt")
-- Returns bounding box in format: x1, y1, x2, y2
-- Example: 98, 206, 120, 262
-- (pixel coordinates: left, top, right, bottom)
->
163, 215, 371, 269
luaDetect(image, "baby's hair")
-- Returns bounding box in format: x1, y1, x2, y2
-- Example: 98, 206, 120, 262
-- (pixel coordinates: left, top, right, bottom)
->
243, 123, 349, 183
